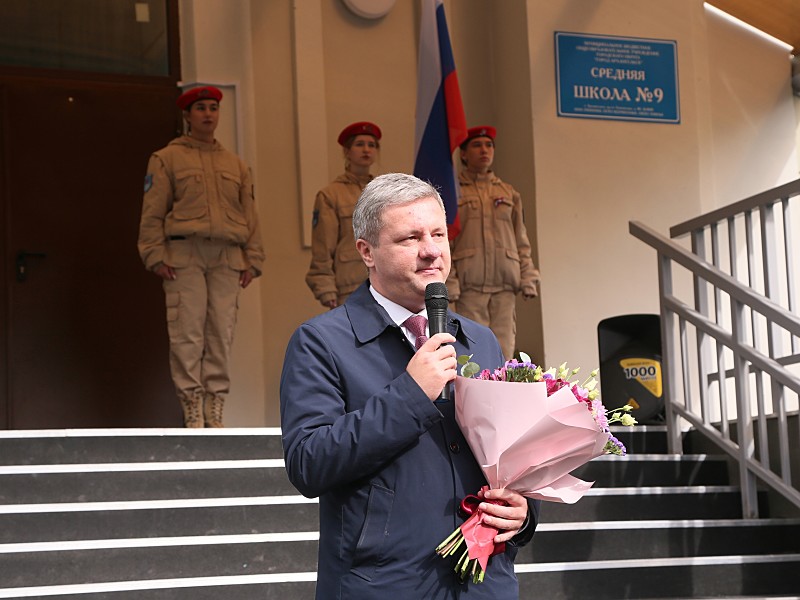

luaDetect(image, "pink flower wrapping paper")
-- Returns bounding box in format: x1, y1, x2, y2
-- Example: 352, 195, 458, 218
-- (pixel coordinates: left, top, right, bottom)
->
438, 359, 635, 582
454, 376, 610, 504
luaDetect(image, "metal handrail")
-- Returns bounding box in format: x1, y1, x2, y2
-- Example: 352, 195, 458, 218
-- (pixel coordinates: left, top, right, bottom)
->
669, 180, 799, 359
630, 220, 800, 518
670, 178, 800, 238
632, 222, 800, 335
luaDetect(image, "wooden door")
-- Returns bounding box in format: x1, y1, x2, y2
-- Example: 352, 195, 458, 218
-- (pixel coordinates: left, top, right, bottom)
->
1, 77, 183, 428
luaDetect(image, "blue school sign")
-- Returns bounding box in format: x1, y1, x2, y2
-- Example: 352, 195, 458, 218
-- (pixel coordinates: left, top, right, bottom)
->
555, 32, 680, 123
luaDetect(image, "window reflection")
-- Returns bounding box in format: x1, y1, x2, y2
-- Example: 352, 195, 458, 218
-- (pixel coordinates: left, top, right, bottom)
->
0, 0, 171, 76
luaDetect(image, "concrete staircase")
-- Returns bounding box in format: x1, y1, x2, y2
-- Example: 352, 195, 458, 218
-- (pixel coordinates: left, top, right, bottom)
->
518, 426, 800, 598
0, 426, 798, 599
0, 429, 317, 599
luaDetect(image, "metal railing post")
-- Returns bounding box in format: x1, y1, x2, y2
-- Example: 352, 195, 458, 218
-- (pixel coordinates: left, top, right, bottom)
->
658, 252, 682, 454
692, 230, 713, 426
731, 297, 758, 518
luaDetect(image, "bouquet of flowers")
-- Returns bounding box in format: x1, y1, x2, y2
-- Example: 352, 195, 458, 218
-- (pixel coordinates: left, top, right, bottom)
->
436, 353, 636, 583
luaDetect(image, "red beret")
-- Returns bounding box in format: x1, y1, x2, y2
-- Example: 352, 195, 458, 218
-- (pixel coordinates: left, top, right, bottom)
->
465, 125, 496, 142
176, 86, 223, 110
337, 121, 382, 146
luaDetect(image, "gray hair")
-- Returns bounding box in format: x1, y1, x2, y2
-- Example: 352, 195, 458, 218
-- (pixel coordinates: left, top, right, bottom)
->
353, 173, 445, 245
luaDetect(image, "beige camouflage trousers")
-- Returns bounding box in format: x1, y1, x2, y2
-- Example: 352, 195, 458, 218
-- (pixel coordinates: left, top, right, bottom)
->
456, 289, 517, 361
162, 237, 241, 403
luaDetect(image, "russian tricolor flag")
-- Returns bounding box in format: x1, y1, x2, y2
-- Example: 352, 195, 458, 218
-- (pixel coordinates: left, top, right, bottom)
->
413, 0, 467, 239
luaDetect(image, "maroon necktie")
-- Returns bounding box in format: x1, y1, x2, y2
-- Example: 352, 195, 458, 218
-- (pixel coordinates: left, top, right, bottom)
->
404, 315, 429, 350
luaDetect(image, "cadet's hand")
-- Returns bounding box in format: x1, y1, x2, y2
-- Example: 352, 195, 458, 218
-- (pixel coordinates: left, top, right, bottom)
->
523, 281, 540, 300
154, 264, 177, 281
240, 269, 254, 288
406, 333, 457, 401
478, 488, 529, 543
324, 299, 338, 309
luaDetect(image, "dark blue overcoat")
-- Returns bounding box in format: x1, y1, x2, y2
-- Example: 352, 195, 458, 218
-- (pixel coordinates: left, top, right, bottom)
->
280, 282, 539, 599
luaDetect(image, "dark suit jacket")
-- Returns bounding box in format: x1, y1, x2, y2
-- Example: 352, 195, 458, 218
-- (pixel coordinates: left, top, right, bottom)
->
280, 281, 539, 599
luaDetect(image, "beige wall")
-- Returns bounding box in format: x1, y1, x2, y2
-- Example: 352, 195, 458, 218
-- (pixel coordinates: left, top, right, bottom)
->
529, 0, 797, 375
181, 0, 798, 425
705, 6, 798, 201
249, 0, 318, 427
531, 0, 710, 373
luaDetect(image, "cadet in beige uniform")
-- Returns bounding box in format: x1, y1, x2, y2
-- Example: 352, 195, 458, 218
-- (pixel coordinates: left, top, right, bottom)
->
305, 121, 381, 308
138, 86, 264, 428
448, 126, 540, 359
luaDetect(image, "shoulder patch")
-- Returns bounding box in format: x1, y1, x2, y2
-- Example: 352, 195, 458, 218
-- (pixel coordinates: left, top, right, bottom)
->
312, 209, 319, 228
144, 174, 154, 193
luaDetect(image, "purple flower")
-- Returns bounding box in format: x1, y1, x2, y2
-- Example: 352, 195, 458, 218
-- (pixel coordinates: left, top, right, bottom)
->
605, 434, 627, 456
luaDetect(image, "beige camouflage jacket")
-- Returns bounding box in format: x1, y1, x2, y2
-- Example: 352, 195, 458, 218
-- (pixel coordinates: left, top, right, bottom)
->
138, 135, 264, 275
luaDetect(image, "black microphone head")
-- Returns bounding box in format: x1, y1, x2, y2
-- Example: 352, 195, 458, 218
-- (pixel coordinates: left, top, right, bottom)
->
425, 282, 449, 310
425, 282, 451, 401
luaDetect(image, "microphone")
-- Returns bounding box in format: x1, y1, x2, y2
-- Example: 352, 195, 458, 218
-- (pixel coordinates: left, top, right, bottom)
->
425, 282, 450, 401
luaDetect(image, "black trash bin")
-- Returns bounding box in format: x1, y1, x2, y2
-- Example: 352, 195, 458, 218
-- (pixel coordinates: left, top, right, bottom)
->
597, 314, 664, 424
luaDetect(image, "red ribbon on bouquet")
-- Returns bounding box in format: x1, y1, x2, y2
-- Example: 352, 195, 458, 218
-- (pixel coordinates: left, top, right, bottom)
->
458, 486, 507, 571
435, 485, 511, 582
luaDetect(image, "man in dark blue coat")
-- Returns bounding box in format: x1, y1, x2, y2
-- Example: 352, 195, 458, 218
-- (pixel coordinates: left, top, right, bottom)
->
280, 173, 539, 599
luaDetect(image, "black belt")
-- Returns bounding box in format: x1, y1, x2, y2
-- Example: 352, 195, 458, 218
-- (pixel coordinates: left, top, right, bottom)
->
168, 236, 186, 240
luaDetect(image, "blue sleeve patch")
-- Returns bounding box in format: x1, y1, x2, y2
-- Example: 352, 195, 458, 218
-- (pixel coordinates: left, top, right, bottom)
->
144, 174, 154, 193
312, 209, 319, 228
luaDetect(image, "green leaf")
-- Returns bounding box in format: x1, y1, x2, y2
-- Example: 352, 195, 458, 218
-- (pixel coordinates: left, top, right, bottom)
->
457, 354, 481, 378
460, 361, 481, 378
457, 354, 472, 365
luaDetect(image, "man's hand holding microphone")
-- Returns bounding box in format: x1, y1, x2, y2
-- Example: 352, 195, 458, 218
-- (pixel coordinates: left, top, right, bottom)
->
407, 282, 455, 402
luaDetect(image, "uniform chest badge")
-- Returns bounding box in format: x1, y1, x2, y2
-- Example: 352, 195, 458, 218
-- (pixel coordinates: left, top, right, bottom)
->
493, 197, 507, 207
144, 174, 154, 193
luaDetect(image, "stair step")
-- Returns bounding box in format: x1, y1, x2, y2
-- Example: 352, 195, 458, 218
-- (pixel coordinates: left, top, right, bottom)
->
611, 424, 669, 454
539, 486, 750, 521
516, 555, 800, 599
0, 540, 319, 589
652, 598, 800, 600
5, 555, 796, 600
0, 500, 319, 543
574, 454, 730, 486
0, 429, 284, 465
9, 518, 792, 583
521, 518, 800, 562
653, 597, 800, 600
0, 576, 317, 600
0, 465, 295, 504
